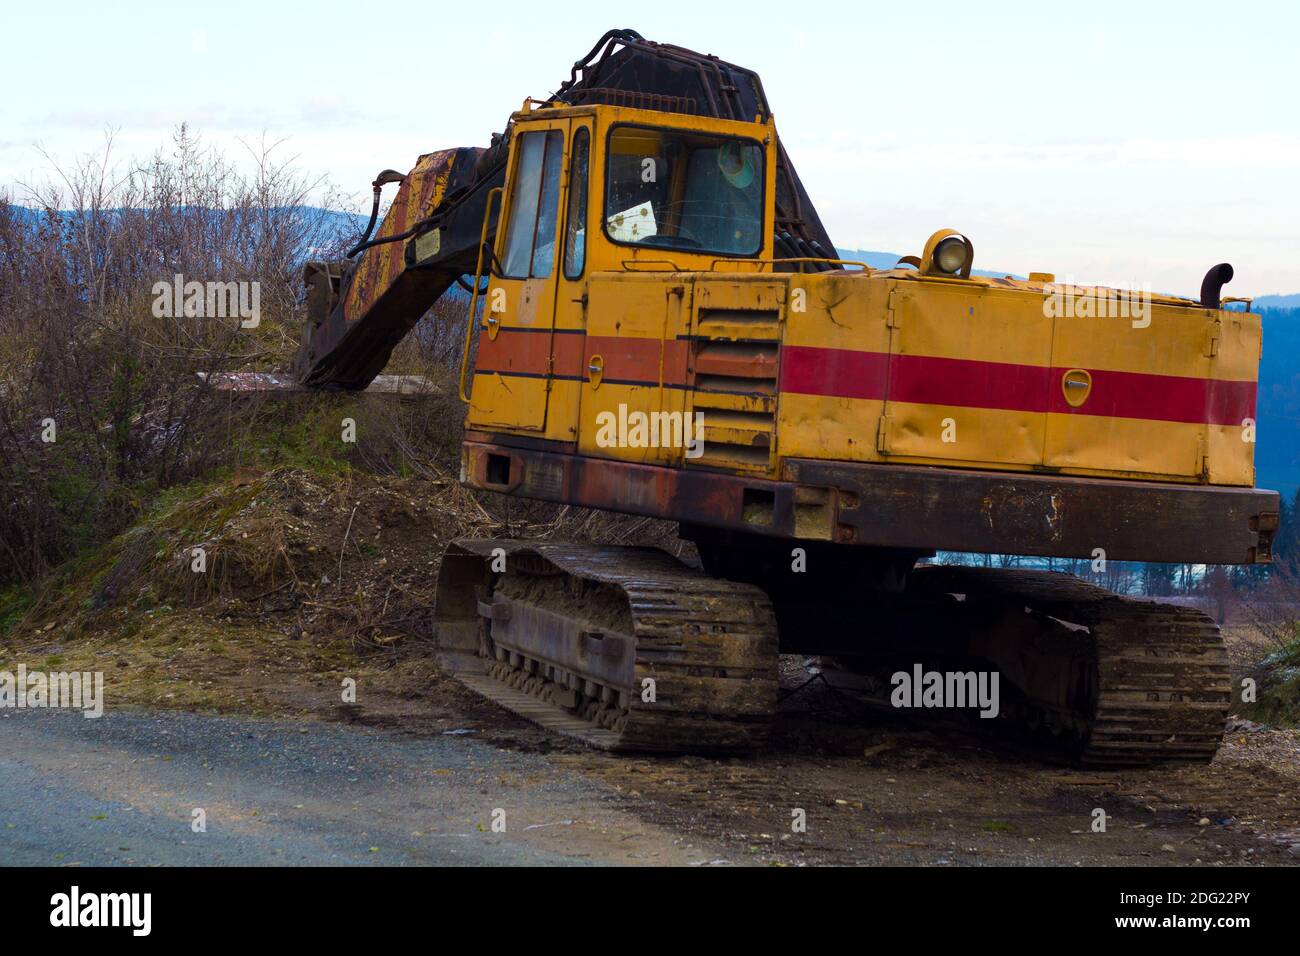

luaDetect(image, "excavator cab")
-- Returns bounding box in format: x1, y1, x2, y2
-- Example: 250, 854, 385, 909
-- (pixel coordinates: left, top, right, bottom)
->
462, 101, 778, 445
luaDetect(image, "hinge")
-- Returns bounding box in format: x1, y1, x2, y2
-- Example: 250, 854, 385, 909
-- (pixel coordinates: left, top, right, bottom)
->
1204, 320, 1220, 358
876, 416, 891, 454
886, 289, 901, 328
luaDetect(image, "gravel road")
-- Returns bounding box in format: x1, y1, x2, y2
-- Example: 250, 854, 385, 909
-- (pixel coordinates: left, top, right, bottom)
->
0, 708, 722, 866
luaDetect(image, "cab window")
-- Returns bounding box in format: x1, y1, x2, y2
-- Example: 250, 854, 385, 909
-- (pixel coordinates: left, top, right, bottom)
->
563, 127, 590, 279
604, 124, 763, 257
502, 129, 564, 278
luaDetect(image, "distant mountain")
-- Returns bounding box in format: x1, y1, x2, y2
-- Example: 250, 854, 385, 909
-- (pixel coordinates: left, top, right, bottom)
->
1256, 293, 1300, 311
1252, 308, 1300, 500
2, 203, 368, 245
832, 248, 905, 270
835, 247, 1020, 280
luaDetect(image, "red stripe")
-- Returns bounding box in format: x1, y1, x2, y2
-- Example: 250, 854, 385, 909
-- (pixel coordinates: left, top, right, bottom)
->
477, 329, 691, 384
1053, 368, 1255, 425
778, 344, 888, 400
779, 345, 1256, 426
475, 328, 555, 377
586, 335, 688, 384
889, 353, 1053, 410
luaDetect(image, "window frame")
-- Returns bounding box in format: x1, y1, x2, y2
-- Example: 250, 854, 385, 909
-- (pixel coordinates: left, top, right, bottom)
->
499, 128, 566, 280
600, 122, 768, 260
562, 126, 591, 280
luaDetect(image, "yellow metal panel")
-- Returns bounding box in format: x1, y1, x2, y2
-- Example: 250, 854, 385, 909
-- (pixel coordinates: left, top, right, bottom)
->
1043, 414, 1202, 479
893, 281, 1050, 366
577, 275, 690, 465
782, 273, 891, 351
1215, 310, 1263, 382
886, 403, 1044, 466
1053, 308, 1216, 377
1045, 304, 1212, 477
469, 373, 552, 429
884, 282, 1052, 466
577, 382, 688, 464
775, 274, 891, 467
1205, 310, 1261, 485
694, 279, 787, 311
1206, 424, 1256, 486
538, 379, 582, 443
776, 393, 883, 463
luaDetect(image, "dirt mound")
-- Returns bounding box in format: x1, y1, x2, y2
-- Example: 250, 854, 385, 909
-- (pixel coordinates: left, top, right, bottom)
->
0, 462, 683, 717
0, 465, 504, 716
27, 466, 497, 650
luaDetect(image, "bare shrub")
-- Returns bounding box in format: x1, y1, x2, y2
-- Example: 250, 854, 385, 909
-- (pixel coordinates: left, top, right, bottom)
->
0, 126, 354, 584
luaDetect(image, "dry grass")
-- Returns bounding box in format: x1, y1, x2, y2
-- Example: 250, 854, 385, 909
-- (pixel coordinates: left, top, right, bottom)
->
0, 428, 686, 716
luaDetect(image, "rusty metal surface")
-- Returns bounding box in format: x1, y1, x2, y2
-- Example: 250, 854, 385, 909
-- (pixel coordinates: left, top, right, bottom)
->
789, 459, 1278, 564
486, 589, 637, 690
341, 150, 460, 324
460, 439, 1278, 565
433, 539, 778, 754
295, 147, 494, 389
909, 566, 1230, 765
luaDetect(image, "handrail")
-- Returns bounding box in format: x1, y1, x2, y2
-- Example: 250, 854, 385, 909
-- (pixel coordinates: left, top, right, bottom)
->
619, 258, 684, 272
459, 187, 503, 403
707, 256, 870, 272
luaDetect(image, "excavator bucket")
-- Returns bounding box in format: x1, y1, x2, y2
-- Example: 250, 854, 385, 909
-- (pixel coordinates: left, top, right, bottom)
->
295, 146, 497, 391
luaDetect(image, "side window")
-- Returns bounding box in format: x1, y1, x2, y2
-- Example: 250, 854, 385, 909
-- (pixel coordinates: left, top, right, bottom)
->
563, 128, 590, 279
501, 129, 564, 278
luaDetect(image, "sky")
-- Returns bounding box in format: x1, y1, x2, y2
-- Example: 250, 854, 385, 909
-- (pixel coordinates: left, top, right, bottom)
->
3, 0, 1297, 297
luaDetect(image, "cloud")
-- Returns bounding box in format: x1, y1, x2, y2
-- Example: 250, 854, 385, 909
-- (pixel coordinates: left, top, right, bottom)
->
798, 133, 1300, 173
36, 96, 376, 134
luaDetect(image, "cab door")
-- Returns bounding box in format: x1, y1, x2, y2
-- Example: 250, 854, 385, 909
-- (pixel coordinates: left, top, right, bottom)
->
469, 118, 572, 431
545, 120, 594, 444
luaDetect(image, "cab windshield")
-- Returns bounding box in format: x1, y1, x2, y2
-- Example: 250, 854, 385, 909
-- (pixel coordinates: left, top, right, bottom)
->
603, 125, 764, 257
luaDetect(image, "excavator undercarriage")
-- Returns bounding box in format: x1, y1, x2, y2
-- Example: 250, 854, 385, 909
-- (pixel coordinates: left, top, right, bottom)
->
434, 539, 779, 753
434, 539, 1232, 764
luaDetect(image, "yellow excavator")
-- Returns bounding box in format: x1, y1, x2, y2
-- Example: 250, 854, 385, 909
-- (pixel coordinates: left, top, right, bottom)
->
283, 30, 1276, 764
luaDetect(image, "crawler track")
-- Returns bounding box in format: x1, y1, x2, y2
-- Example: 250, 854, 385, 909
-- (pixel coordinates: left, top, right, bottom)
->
436, 544, 1229, 764
911, 567, 1232, 765
434, 540, 779, 754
